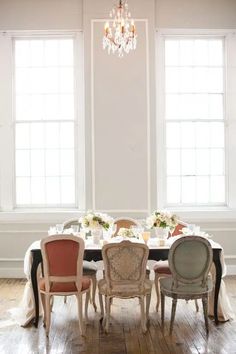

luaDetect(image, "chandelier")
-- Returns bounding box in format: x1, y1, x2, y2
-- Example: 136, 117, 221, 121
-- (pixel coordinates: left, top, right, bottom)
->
103, 0, 137, 57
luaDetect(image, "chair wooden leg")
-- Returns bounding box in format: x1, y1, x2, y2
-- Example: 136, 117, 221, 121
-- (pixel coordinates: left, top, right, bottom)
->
91, 274, 97, 312
140, 296, 147, 333
146, 293, 151, 322
202, 295, 209, 335
105, 296, 111, 333
195, 299, 199, 312
45, 294, 51, 336
161, 291, 165, 328
77, 294, 84, 336
64, 296, 67, 304
155, 274, 161, 312
50, 295, 54, 312
99, 293, 104, 319
40, 293, 46, 327
85, 290, 90, 323
170, 297, 177, 335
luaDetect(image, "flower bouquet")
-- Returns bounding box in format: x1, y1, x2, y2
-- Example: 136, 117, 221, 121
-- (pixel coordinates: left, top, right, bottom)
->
146, 209, 178, 239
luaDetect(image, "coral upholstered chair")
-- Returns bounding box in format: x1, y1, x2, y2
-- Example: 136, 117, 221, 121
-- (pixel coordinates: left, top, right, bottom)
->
40, 235, 91, 336
63, 219, 98, 311
153, 221, 199, 312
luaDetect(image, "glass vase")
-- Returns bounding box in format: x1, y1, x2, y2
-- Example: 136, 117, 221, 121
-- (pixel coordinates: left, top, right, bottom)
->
155, 227, 169, 239
91, 227, 103, 245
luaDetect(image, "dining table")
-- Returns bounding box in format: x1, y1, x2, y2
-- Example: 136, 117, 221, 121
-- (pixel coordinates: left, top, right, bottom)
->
29, 236, 223, 328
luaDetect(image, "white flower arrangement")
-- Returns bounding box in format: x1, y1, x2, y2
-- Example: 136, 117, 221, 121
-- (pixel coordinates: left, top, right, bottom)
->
146, 209, 178, 231
79, 211, 114, 231
117, 227, 137, 238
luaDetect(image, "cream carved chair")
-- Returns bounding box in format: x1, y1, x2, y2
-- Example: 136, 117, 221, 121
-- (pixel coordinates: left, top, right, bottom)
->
160, 236, 213, 335
40, 235, 91, 336
63, 219, 98, 311
153, 221, 199, 313
98, 241, 152, 333
114, 217, 150, 278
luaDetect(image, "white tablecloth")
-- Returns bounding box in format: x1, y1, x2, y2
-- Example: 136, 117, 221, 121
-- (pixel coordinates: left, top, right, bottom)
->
10, 238, 234, 326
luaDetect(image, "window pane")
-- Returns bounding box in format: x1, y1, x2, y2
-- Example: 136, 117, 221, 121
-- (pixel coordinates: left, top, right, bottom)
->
31, 177, 45, 204
167, 150, 180, 175
210, 176, 225, 202
166, 123, 180, 148
181, 149, 195, 175
14, 38, 76, 207
167, 177, 181, 204
182, 177, 196, 203
196, 177, 209, 203
16, 177, 31, 204
46, 177, 60, 204
164, 38, 225, 206
196, 149, 210, 175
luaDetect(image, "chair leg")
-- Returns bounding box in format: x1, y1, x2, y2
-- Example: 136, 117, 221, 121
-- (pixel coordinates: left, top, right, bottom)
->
202, 295, 209, 335
170, 297, 177, 335
161, 291, 165, 327
91, 274, 97, 312
195, 299, 199, 312
99, 293, 104, 319
140, 296, 147, 333
50, 295, 54, 312
40, 293, 46, 327
85, 290, 90, 323
45, 294, 51, 336
64, 296, 67, 304
155, 274, 161, 312
105, 296, 111, 333
77, 294, 84, 336
146, 293, 151, 322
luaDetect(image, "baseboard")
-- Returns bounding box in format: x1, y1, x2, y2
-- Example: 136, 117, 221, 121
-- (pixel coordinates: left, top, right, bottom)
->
0, 268, 25, 278
226, 265, 236, 276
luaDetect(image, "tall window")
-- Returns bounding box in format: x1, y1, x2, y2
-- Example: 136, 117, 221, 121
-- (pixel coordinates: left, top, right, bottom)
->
14, 38, 76, 206
165, 37, 225, 205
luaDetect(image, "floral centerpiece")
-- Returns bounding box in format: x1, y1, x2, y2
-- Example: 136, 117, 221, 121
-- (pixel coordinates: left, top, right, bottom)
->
146, 209, 178, 238
79, 211, 114, 231
116, 227, 137, 238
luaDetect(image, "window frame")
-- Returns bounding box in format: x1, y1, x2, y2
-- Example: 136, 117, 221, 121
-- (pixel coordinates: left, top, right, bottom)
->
156, 29, 229, 212
0, 30, 85, 212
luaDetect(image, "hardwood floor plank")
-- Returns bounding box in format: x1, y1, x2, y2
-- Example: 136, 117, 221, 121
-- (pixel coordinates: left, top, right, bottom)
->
0, 277, 236, 354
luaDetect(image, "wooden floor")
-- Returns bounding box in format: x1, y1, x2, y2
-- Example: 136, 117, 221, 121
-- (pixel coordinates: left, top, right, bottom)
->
0, 277, 236, 354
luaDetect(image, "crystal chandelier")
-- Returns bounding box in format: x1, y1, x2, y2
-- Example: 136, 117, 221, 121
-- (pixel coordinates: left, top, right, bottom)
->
103, 0, 137, 57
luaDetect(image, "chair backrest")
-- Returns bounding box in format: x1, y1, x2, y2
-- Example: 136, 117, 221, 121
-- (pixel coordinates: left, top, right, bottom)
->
169, 221, 187, 238
102, 241, 149, 294
114, 217, 140, 236
168, 236, 213, 289
41, 235, 84, 293
63, 218, 80, 230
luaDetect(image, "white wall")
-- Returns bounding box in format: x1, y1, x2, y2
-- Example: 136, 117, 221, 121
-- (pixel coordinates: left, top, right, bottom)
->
0, 0, 236, 277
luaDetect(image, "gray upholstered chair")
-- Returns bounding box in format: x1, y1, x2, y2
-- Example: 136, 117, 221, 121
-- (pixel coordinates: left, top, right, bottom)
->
153, 221, 198, 312
98, 241, 152, 333
63, 219, 97, 311
160, 236, 213, 335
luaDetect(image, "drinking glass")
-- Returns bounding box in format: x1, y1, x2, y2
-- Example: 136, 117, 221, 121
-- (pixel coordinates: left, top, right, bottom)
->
56, 224, 64, 234
71, 224, 79, 234
142, 231, 150, 244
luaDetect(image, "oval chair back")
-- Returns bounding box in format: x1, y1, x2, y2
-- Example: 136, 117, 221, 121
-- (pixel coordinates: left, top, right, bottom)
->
168, 236, 213, 290
102, 241, 149, 293
114, 217, 140, 236
63, 218, 80, 230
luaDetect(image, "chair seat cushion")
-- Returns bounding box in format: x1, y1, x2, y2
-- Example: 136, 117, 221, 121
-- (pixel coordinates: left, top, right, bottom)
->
83, 260, 97, 275
160, 276, 213, 297
98, 278, 152, 297
153, 260, 171, 274
39, 276, 91, 293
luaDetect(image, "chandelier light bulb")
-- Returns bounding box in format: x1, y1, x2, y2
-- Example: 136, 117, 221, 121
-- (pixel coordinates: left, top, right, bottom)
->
103, 0, 137, 57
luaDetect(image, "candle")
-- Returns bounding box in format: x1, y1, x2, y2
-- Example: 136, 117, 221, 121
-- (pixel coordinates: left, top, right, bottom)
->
142, 231, 150, 244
